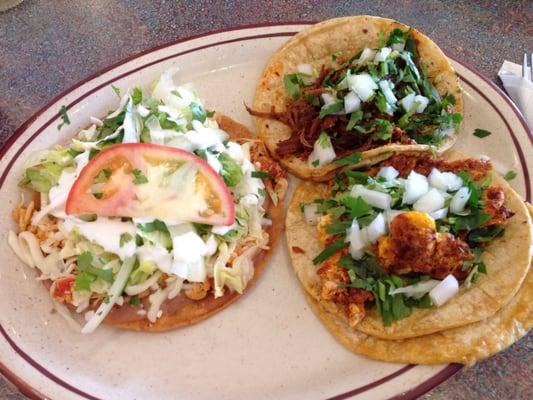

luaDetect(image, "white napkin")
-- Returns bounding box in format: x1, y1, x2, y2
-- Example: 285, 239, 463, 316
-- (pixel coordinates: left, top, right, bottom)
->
498, 60, 533, 129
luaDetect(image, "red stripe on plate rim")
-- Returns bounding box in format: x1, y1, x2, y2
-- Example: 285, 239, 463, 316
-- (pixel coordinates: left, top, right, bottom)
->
0, 22, 529, 400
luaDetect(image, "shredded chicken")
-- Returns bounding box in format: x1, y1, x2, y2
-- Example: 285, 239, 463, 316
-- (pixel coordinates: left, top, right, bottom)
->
376, 212, 474, 280
482, 186, 514, 226
316, 249, 374, 326
184, 280, 211, 300
12, 193, 35, 232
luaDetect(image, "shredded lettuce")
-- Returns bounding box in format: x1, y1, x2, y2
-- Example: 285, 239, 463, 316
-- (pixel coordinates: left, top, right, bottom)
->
218, 153, 243, 187
21, 163, 64, 193
129, 259, 158, 285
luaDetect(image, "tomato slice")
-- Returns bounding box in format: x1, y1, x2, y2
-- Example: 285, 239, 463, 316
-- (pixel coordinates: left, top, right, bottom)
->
66, 143, 235, 226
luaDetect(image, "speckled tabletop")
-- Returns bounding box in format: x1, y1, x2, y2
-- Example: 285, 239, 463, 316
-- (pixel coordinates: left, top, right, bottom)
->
1, 1, 532, 399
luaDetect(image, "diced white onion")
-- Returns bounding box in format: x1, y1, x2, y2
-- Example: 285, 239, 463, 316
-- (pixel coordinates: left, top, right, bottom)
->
358, 48, 377, 63
297, 63, 314, 76
430, 207, 448, 220
391, 42, 405, 52
308, 135, 336, 168
351, 185, 392, 210
137, 105, 150, 117
385, 209, 405, 227
413, 188, 445, 213
346, 219, 366, 260
450, 187, 471, 214
373, 47, 392, 63
348, 73, 378, 102
304, 203, 319, 225
378, 80, 397, 105
384, 103, 396, 116
377, 166, 399, 181
365, 213, 388, 244
414, 95, 429, 113
389, 279, 440, 299
428, 168, 463, 192
321, 92, 336, 106
402, 171, 429, 204
344, 91, 361, 114
429, 275, 459, 307
336, 75, 349, 90
399, 92, 416, 112
297, 64, 316, 86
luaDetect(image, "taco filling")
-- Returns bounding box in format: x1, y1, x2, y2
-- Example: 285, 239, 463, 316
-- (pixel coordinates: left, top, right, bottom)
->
248, 28, 462, 168
8, 71, 286, 333
301, 154, 513, 327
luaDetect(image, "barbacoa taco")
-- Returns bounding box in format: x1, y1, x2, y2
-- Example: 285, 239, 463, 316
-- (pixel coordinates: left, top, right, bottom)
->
286, 150, 532, 341
8, 72, 287, 333
249, 16, 463, 181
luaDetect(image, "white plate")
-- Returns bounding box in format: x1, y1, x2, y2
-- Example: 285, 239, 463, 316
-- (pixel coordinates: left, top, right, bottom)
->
0, 23, 531, 400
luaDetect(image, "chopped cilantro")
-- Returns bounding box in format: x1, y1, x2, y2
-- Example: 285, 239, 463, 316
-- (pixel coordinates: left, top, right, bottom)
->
372, 119, 393, 141
283, 73, 309, 100
138, 219, 169, 234
111, 85, 121, 97
386, 28, 407, 45
74, 252, 114, 290
251, 171, 273, 179
312, 159, 320, 167
132, 169, 148, 185
334, 152, 362, 165
346, 110, 363, 131
57, 105, 71, 130
504, 170, 517, 181
131, 87, 143, 105
375, 92, 389, 114
92, 267, 113, 283
340, 196, 373, 219
468, 226, 505, 244
312, 238, 348, 265
258, 188, 267, 198
328, 205, 346, 219
129, 295, 140, 305
319, 101, 344, 118
473, 128, 492, 138
194, 149, 207, 160
77, 252, 93, 271
74, 272, 96, 291
325, 221, 351, 235
317, 132, 332, 149
120, 233, 133, 247
190, 102, 207, 123
451, 210, 491, 231
331, 51, 341, 62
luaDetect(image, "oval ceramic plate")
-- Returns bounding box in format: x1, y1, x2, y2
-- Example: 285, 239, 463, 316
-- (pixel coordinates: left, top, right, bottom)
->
0, 23, 531, 400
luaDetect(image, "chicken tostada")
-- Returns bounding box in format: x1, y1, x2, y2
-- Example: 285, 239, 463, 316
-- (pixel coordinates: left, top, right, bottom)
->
249, 16, 463, 181
286, 150, 532, 340
8, 71, 287, 333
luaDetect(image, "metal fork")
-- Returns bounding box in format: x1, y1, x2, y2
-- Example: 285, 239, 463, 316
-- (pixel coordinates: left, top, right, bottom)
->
523, 53, 532, 81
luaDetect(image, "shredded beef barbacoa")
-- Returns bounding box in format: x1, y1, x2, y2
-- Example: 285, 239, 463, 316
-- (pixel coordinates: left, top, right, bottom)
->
247, 65, 416, 159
